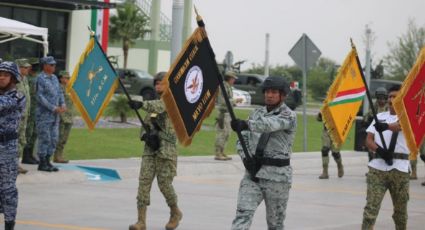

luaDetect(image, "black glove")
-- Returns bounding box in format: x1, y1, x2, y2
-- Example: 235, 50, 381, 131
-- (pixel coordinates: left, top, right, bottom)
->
376, 146, 393, 166
141, 133, 160, 151
374, 122, 389, 132
128, 100, 144, 110
231, 119, 249, 132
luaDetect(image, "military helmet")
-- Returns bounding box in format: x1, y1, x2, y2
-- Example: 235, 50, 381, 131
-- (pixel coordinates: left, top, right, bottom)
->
0, 61, 21, 82
261, 76, 289, 95
153, 71, 167, 86
224, 71, 238, 81
375, 87, 388, 98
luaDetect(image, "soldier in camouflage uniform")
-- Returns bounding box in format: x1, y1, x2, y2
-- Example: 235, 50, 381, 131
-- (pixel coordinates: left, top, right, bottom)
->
53, 71, 73, 163
362, 85, 409, 230
0, 61, 26, 230
128, 72, 182, 230
316, 112, 343, 179
22, 59, 40, 165
15, 59, 32, 174
214, 71, 242, 161
230, 76, 296, 230
35, 56, 66, 172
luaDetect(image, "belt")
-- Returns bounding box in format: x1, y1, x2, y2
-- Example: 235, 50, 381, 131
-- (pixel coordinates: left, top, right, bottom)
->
260, 158, 290, 167
0, 132, 18, 143
373, 152, 409, 160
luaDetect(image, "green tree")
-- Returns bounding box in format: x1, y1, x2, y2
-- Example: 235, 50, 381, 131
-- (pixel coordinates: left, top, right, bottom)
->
307, 57, 338, 101
109, 0, 150, 69
385, 19, 425, 80
105, 95, 133, 123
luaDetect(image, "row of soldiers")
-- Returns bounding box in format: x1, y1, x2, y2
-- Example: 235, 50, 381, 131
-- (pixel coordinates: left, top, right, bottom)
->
0, 56, 75, 229
14, 57, 74, 174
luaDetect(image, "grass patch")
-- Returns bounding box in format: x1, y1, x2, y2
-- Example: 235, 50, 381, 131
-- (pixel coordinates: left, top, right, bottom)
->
65, 108, 355, 160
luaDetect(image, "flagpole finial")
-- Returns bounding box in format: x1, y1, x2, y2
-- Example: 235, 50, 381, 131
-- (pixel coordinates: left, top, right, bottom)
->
194, 5, 202, 21
350, 38, 356, 49
87, 26, 95, 37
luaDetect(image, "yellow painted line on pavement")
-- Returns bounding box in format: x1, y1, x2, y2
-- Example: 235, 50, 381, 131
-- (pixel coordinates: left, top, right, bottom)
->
15, 220, 109, 230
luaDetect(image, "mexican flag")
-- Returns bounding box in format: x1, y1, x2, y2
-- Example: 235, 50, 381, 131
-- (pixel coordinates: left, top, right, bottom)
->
321, 46, 366, 148
91, 0, 110, 52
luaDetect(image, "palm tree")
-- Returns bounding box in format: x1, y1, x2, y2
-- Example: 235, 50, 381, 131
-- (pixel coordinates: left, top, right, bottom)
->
109, 0, 150, 69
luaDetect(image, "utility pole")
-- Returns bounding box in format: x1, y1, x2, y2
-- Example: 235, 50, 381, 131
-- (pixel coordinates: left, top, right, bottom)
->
264, 33, 270, 76
170, 0, 184, 62
363, 24, 372, 115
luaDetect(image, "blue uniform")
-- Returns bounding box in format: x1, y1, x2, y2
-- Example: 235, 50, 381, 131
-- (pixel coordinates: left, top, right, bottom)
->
35, 71, 65, 158
0, 89, 25, 222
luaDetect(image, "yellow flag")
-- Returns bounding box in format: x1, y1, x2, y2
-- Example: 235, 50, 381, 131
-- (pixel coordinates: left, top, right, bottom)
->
321, 47, 366, 147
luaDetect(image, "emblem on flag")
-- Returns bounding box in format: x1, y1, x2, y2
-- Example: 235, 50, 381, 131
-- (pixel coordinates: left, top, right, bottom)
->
68, 36, 118, 130
321, 46, 366, 147
162, 14, 220, 146
393, 46, 425, 156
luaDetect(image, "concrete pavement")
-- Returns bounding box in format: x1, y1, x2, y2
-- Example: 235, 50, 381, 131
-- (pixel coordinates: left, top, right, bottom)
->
9, 151, 425, 229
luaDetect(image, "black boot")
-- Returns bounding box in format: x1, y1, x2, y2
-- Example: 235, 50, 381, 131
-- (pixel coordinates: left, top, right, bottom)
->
45, 156, 59, 172
38, 157, 53, 172
5, 221, 15, 230
22, 147, 38, 164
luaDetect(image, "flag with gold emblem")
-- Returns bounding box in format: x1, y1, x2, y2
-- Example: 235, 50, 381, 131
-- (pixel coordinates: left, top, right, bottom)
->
393, 46, 425, 156
68, 36, 118, 130
161, 13, 220, 146
321, 47, 366, 147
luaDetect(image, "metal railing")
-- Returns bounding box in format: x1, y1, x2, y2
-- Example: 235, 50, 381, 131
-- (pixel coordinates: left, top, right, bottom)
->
136, 0, 171, 42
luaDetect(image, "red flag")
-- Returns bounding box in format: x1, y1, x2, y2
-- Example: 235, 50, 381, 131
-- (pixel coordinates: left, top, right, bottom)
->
393, 46, 425, 157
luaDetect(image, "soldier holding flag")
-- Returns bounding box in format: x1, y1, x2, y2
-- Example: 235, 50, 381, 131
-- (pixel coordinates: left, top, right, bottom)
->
128, 72, 182, 230
230, 76, 296, 230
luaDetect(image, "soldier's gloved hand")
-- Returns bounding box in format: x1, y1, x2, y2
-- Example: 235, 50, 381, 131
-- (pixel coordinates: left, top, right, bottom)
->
376, 146, 393, 166
231, 119, 249, 132
142, 133, 160, 151
374, 122, 389, 132
128, 100, 143, 110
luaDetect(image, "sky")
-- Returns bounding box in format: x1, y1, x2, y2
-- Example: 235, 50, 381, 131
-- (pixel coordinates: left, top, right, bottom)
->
160, 0, 425, 71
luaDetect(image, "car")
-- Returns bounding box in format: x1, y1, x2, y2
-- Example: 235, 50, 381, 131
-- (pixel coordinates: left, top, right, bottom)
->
115, 68, 156, 100
232, 87, 251, 107
233, 73, 302, 110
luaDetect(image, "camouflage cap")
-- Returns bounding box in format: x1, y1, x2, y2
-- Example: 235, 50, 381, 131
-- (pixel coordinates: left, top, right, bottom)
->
40, 56, 56, 65
28, 57, 39, 65
58, 70, 70, 78
224, 71, 238, 81
15, 58, 32, 67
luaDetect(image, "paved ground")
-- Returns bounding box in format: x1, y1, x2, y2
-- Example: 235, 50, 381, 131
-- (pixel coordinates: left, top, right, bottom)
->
7, 151, 425, 230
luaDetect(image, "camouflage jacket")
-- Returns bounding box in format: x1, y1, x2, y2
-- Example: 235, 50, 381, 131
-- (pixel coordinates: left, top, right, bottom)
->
35, 71, 65, 123
16, 76, 30, 118
236, 102, 297, 182
60, 85, 74, 124
27, 74, 38, 116
140, 99, 177, 161
216, 82, 235, 113
0, 89, 26, 159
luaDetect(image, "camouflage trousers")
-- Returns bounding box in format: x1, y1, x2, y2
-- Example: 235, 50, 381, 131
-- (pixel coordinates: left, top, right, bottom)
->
18, 114, 28, 157
322, 128, 339, 153
362, 167, 410, 230
36, 121, 59, 158
25, 114, 37, 152
231, 174, 291, 230
0, 156, 19, 222
54, 121, 73, 158
137, 155, 177, 208
215, 113, 231, 154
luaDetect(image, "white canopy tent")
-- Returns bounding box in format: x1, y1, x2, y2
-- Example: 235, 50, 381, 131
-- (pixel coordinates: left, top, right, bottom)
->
0, 16, 49, 56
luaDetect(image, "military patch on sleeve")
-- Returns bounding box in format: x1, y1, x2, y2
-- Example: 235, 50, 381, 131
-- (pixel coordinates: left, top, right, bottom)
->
281, 110, 292, 117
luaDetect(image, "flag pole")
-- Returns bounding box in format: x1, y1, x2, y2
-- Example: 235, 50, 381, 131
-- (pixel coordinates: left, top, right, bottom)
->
351, 39, 388, 150
194, 8, 256, 174
88, 27, 149, 131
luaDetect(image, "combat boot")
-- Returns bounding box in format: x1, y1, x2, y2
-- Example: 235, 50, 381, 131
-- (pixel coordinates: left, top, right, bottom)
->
54, 156, 69, 164
22, 147, 38, 164
45, 156, 59, 172
319, 156, 329, 179
165, 205, 182, 230
38, 157, 53, 172
5, 221, 15, 230
18, 165, 28, 174
410, 160, 417, 180
214, 153, 227, 161
332, 152, 344, 178
129, 206, 146, 230
222, 153, 232, 161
